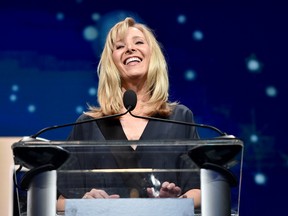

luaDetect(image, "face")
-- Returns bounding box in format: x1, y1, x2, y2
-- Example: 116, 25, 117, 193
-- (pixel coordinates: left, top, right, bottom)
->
112, 27, 151, 84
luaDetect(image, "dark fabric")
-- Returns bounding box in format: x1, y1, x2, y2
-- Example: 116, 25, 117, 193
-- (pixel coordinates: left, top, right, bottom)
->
67, 104, 199, 141
57, 104, 200, 198
97, 118, 149, 197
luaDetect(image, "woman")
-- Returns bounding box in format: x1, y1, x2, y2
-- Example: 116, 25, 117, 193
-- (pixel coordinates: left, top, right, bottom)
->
57, 17, 201, 212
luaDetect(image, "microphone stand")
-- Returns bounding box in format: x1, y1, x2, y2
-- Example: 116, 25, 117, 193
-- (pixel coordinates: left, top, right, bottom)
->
30, 110, 130, 139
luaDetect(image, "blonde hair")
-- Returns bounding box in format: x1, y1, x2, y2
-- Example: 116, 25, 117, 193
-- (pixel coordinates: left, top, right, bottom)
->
87, 17, 176, 117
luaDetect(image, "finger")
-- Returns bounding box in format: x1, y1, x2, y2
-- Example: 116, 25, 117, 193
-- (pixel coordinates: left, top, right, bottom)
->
173, 186, 182, 196
82, 193, 92, 199
146, 188, 156, 198
161, 181, 169, 188
89, 189, 109, 198
159, 185, 182, 198
109, 194, 120, 198
167, 183, 176, 190
97, 190, 110, 198
146, 188, 152, 197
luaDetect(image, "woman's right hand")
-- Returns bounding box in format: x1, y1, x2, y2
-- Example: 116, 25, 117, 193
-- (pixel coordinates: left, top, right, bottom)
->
82, 188, 120, 199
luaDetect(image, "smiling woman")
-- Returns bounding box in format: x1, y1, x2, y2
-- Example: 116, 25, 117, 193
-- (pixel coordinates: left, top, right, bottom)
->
112, 26, 151, 87
56, 17, 201, 212
1, 2, 287, 215
94, 17, 172, 118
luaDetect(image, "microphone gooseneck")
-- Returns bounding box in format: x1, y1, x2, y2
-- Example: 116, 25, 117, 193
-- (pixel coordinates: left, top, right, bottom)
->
124, 90, 229, 137
30, 112, 128, 139
29, 90, 137, 139
25, 89, 230, 140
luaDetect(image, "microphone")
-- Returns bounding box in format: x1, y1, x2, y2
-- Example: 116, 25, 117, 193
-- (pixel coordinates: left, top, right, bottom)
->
123, 89, 233, 137
22, 90, 137, 141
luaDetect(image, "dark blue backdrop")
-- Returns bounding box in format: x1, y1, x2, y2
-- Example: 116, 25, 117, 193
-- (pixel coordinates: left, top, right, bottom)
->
1, 0, 287, 215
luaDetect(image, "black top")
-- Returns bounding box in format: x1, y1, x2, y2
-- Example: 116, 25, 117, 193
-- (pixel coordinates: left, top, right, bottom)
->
67, 104, 199, 141
57, 104, 201, 198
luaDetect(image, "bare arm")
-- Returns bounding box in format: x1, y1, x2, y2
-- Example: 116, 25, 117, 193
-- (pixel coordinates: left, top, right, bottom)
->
180, 188, 201, 208
56, 195, 65, 213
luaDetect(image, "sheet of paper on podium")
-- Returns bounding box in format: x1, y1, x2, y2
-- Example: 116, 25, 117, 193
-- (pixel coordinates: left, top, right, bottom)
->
65, 198, 194, 216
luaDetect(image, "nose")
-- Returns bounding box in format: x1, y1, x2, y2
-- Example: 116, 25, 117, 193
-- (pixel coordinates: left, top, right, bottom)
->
125, 44, 136, 54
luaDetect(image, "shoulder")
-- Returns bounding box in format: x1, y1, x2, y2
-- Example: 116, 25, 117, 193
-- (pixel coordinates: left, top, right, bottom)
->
73, 113, 96, 130
172, 104, 193, 115
169, 104, 196, 122
76, 113, 94, 122
68, 113, 103, 141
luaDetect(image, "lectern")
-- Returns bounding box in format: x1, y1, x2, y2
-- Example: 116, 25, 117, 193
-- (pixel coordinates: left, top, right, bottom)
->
12, 138, 243, 216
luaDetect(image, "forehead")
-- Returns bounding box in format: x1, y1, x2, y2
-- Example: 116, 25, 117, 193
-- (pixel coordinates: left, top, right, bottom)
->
115, 27, 146, 42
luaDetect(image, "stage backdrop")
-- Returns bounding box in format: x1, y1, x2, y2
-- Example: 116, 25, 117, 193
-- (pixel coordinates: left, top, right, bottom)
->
1, 1, 287, 215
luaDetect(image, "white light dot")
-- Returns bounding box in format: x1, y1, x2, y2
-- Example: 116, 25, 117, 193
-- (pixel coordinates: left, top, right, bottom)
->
185, 69, 197, 81
266, 86, 277, 97
91, 13, 101, 21
83, 26, 98, 41
12, 84, 19, 92
250, 134, 258, 143
177, 15, 186, 24
27, 105, 36, 113
56, 12, 65, 21
247, 59, 261, 72
193, 30, 204, 41
10, 94, 17, 102
88, 87, 97, 96
254, 173, 266, 185
75, 106, 84, 114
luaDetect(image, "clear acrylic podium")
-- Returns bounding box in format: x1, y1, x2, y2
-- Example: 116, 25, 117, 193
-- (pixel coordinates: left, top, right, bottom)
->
12, 138, 243, 216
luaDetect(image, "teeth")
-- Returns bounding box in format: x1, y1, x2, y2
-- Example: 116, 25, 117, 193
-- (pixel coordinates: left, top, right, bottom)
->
125, 57, 141, 65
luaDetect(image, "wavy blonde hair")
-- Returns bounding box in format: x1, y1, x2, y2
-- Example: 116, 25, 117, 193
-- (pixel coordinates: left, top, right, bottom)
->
87, 17, 177, 117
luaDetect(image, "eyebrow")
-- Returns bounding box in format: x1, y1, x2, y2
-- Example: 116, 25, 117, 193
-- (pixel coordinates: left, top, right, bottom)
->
132, 35, 144, 40
115, 35, 145, 43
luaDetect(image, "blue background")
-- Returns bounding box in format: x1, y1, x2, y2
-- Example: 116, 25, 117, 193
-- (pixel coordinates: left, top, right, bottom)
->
1, 0, 287, 215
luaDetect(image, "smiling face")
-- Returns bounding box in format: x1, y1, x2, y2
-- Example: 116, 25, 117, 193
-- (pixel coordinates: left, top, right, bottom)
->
112, 27, 151, 86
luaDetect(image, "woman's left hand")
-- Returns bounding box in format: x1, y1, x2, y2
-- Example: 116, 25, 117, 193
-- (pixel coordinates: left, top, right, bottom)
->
147, 181, 182, 198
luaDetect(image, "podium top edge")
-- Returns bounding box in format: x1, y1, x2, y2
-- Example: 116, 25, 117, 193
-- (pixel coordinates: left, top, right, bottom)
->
12, 138, 244, 149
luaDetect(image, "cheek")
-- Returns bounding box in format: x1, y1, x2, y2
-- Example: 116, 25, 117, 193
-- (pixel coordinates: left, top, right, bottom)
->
145, 50, 152, 63
112, 52, 121, 65
112, 53, 124, 74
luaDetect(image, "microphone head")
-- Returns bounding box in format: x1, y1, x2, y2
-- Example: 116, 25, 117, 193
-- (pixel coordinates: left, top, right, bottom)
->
123, 89, 137, 111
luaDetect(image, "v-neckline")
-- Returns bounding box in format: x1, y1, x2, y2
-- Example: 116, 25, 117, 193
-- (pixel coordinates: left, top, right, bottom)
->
96, 118, 151, 141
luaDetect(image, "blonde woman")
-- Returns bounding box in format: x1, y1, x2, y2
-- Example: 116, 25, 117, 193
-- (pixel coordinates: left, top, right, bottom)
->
57, 17, 201, 212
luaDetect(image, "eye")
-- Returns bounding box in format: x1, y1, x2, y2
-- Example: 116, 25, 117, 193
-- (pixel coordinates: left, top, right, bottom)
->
116, 45, 124, 50
115, 42, 125, 50
136, 41, 144, 45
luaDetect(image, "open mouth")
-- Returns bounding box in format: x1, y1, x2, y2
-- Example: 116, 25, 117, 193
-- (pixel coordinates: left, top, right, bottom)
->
124, 57, 142, 65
